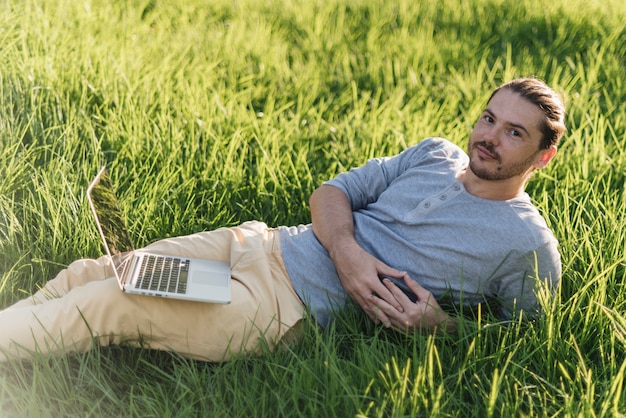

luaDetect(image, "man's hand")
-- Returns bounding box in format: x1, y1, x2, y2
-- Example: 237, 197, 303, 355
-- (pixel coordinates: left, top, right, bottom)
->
329, 237, 407, 324
368, 274, 456, 333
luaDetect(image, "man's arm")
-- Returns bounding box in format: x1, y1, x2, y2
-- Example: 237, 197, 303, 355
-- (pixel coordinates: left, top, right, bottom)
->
310, 184, 457, 332
309, 184, 405, 324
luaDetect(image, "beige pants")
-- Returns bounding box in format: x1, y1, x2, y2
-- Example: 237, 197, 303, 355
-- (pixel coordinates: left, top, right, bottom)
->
0, 221, 305, 361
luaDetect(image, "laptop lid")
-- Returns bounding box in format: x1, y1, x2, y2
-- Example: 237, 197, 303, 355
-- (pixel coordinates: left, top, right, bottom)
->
87, 166, 135, 289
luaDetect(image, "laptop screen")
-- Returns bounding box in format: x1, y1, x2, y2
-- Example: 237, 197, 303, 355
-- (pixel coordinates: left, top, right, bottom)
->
87, 167, 135, 281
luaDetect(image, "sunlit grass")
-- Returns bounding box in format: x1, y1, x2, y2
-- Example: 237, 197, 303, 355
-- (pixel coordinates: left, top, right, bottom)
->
1, 0, 625, 416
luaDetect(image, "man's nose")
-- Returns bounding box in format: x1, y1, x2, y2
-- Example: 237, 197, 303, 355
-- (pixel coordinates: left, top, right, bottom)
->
483, 125, 500, 144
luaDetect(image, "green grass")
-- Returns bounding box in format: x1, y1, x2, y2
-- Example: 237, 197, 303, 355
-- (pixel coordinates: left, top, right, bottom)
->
1, 0, 625, 416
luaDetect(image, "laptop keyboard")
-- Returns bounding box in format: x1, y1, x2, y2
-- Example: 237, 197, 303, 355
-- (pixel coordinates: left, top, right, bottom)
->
136, 255, 190, 294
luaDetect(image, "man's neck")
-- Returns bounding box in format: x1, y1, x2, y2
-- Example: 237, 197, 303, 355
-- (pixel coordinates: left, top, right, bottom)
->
456, 169, 527, 201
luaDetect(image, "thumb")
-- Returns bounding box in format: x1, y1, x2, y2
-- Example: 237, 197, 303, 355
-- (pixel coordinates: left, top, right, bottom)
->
403, 275, 434, 302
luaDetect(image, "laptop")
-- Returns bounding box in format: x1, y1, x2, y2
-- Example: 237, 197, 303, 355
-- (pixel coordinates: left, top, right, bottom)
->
87, 166, 231, 303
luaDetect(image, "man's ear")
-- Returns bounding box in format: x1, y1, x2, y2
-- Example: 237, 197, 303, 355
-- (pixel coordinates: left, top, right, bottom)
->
534, 145, 557, 169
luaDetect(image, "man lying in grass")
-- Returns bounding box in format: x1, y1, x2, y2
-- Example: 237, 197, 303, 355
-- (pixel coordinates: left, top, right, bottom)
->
0, 77, 566, 362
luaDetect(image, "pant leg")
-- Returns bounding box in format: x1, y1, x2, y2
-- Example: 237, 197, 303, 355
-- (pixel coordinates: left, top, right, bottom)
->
7, 256, 111, 309
0, 221, 305, 362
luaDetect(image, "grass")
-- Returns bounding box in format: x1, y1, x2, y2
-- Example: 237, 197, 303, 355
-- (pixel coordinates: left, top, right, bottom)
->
1, 0, 625, 416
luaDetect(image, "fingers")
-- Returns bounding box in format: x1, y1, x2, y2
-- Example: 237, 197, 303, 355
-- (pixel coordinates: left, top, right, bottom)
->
367, 293, 405, 330
360, 284, 397, 325
372, 277, 446, 332
377, 265, 407, 280
375, 269, 412, 309
370, 304, 391, 328
380, 275, 418, 305
402, 274, 434, 301
399, 277, 442, 314
372, 279, 404, 312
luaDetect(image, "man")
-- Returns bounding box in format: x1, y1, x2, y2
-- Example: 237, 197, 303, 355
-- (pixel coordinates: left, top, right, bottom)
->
0, 77, 566, 362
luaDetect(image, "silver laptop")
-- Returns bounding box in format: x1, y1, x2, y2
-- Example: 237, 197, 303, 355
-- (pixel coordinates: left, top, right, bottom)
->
87, 166, 231, 303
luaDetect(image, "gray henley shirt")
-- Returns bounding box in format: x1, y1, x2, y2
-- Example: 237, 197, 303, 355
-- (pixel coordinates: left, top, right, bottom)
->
279, 137, 561, 328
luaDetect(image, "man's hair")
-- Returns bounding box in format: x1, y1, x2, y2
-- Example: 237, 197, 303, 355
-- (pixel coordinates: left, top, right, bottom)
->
488, 78, 567, 149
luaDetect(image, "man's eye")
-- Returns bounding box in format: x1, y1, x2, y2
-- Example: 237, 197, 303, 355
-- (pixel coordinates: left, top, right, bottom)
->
511, 129, 521, 137
484, 115, 494, 123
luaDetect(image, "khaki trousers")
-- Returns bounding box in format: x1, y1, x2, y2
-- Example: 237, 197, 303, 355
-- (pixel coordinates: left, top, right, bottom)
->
0, 221, 305, 361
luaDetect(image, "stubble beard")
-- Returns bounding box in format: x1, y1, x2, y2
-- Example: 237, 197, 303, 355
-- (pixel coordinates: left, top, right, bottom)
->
468, 141, 540, 181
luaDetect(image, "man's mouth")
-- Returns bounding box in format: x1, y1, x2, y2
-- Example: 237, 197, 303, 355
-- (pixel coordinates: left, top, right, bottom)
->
474, 143, 499, 161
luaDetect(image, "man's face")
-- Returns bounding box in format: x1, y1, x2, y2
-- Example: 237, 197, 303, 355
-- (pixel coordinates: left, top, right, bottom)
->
468, 89, 550, 181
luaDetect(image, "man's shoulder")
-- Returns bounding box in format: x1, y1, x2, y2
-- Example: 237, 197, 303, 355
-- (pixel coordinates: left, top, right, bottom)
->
404, 138, 468, 167
503, 196, 558, 246
413, 137, 467, 157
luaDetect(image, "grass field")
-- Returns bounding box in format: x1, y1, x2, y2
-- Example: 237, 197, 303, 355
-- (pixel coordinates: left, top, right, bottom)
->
1, 0, 625, 416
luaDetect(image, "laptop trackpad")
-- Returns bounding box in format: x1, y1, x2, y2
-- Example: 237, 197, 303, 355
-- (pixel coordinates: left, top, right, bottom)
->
194, 272, 229, 286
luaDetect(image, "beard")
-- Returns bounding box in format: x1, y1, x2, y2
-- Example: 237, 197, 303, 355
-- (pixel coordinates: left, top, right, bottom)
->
468, 141, 540, 181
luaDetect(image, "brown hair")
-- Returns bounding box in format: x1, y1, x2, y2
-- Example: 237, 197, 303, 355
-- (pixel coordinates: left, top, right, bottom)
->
489, 78, 567, 149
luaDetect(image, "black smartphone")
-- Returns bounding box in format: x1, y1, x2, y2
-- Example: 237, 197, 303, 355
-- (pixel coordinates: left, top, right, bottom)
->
378, 275, 418, 303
